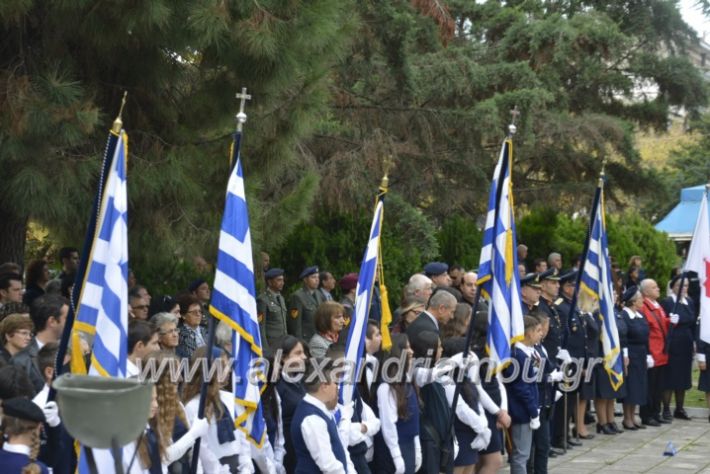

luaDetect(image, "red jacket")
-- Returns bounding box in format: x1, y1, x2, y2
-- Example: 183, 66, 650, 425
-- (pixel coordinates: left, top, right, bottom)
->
640, 298, 669, 366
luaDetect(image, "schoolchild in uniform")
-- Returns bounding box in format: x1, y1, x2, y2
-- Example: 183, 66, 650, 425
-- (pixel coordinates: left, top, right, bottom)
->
275, 335, 309, 473
0, 397, 50, 474
504, 315, 542, 474
470, 311, 511, 474
411, 330, 454, 474
290, 358, 354, 473
441, 337, 491, 474
183, 346, 252, 473
373, 333, 421, 474
260, 349, 287, 474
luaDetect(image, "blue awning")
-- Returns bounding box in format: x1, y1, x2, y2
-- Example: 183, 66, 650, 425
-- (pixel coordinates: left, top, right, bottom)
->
655, 184, 709, 241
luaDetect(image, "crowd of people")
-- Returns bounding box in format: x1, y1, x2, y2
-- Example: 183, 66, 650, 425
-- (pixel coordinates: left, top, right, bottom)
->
0, 245, 706, 473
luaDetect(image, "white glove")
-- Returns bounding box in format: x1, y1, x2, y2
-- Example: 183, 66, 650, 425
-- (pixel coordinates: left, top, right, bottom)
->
276, 466, 286, 474
556, 349, 572, 364
264, 457, 276, 474
219, 466, 231, 474
530, 416, 541, 430
646, 355, 655, 368
548, 369, 564, 383
238, 454, 254, 473
555, 390, 563, 402
393, 455, 405, 474
415, 436, 422, 471
471, 427, 492, 451
43, 401, 61, 428
188, 417, 209, 438
669, 313, 679, 324
339, 401, 354, 423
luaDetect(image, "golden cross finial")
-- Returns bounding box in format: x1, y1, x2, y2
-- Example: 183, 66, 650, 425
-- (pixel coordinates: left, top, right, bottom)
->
235, 87, 252, 132
380, 155, 394, 192
111, 91, 128, 134
508, 105, 520, 137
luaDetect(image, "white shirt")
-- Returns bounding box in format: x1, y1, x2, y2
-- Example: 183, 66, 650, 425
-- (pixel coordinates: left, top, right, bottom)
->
347, 399, 381, 447
32, 383, 50, 408
3, 442, 30, 456
184, 390, 252, 473
299, 394, 349, 474
376, 383, 421, 465
623, 307, 644, 320
127, 359, 140, 377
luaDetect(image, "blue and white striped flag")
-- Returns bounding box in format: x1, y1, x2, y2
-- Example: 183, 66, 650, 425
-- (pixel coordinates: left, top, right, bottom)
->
210, 139, 266, 447
477, 138, 525, 369
341, 200, 383, 406
579, 183, 623, 390
74, 130, 129, 378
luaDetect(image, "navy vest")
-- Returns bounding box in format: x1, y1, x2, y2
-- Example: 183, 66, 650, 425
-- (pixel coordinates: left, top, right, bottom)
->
453, 378, 479, 436
396, 383, 420, 440
290, 397, 348, 473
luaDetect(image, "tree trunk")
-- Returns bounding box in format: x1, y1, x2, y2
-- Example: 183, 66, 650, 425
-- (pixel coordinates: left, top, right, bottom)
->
0, 207, 27, 269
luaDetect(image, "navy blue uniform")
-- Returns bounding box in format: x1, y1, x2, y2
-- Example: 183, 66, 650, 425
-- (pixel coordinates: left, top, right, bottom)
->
0, 448, 50, 474
660, 296, 696, 391
290, 397, 348, 473
276, 379, 306, 473
621, 309, 649, 406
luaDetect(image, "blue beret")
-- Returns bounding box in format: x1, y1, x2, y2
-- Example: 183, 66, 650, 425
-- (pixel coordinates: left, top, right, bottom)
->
264, 268, 285, 280
188, 278, 207, 293
299, 266, 319, 280
2, 397, 45, 423
423, 262, 448, 277
520, 272, 541, 288
622, 286, 639, 304
559, 269, 578, 285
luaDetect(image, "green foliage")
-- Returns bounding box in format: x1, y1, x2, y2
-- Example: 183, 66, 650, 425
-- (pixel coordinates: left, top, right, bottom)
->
436, 215, 483, 270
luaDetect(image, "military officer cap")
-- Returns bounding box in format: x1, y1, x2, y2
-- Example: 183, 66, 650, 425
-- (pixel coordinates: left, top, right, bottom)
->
423, 261, 448, 277
622, 285, 640, 304
264, 268, 285, 280
520, 272, 541, 288
2, 397, 46, 423
299, 266, 319, 280
339, 273, 359, 292
558, 269, 578, 285
539, 268, 560, 281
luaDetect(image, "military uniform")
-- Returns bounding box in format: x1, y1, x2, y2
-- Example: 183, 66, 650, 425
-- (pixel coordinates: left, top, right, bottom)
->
257, 288, 288, 350
288, 287, 325, 340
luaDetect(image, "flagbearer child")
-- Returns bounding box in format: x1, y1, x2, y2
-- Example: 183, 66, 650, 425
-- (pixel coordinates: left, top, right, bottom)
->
290, 358, 355, 473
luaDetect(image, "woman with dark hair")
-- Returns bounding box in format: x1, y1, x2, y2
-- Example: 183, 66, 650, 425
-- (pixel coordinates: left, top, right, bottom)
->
625, 266, 641, 291
23, 260, 50, 307
442, 337, 490, 474
620, 287, 650, 430
410, 330, 453, 474
275, 335, 309, 473
308, 301, 346, 358
373, 333, 420, 474
471, 310, 510, 474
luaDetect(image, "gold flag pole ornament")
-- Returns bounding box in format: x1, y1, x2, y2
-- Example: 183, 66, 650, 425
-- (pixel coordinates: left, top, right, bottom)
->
378, 157, 394, 350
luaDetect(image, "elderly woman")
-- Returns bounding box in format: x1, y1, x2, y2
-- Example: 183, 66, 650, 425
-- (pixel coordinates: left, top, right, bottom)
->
0, 314, 34, 364
620, 286, 650, 430
150, 312, 180, 353
177, 294, 207, 361
392, 297, 426, 335
308, 301, 345, 358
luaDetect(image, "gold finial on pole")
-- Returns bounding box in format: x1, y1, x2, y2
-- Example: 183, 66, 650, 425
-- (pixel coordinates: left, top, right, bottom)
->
508, 105, 520, 137
235, 87, 252, 133
599, 158, 608, 187
111, 91, 128, 134
380, 155, 394, 192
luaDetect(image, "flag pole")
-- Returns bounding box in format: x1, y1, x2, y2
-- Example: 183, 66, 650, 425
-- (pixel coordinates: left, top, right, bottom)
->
190, 88, 252, 474
49, 92, 128, 402
444, 107, 521, 452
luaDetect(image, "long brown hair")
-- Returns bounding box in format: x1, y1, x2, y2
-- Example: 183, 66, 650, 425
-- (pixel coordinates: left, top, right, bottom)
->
152, 351, 188, 461
1, 415, 42, 474
381, 333, 415, 419
182, 345, 226, 421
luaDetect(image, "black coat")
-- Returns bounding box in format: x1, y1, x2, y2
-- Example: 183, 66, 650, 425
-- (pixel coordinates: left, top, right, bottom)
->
406, 311, 439, 340
660, 296, 696, 390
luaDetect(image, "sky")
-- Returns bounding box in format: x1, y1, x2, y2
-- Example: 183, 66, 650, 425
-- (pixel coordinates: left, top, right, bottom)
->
680, 0, 709, 39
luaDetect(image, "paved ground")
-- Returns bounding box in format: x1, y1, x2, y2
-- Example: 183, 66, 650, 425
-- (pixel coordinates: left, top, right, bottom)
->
540, 408, 710, 473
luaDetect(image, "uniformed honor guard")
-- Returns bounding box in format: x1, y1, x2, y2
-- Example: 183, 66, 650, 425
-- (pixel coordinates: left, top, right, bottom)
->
287, 266, 325, 340
257, 267, 288, 351
520, 273, 542, 315
424, 261, 452, 289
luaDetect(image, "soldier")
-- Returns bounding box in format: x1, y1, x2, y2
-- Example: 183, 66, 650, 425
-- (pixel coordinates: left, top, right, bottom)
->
288, 266, 325, 340
424, 261, 451, 288
257, 268, 288, 351
520, 273, 542, 315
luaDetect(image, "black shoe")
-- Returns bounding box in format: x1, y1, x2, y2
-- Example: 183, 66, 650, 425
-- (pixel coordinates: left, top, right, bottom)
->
674, 409, 692, 420
568, 439, 583, 447
584, 413, 596, 424
549, 450, 558, 458
597, 423, 615, 435
622, 422, 638, 431
662, 410, 673, 421
634, 423, 647, 429
655, 416, 671, 424
608, 422, 621, 434
643, 418, 661, 427
550, 447, 565, 455
578, 432, 595, 440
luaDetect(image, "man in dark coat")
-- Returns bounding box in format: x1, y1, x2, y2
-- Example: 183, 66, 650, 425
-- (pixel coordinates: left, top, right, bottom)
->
406, 289, 457, 339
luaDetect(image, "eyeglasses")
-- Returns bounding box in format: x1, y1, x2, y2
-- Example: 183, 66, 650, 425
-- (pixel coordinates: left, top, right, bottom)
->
13, 330, 32, 337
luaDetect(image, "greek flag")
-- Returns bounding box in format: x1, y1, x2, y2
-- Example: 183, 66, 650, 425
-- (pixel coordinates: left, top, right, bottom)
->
341, 200, 383, 406
477, 138, 524, 369
209, 138, 266, 447
579, 183, 623, 390
74, 130, 129, 378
